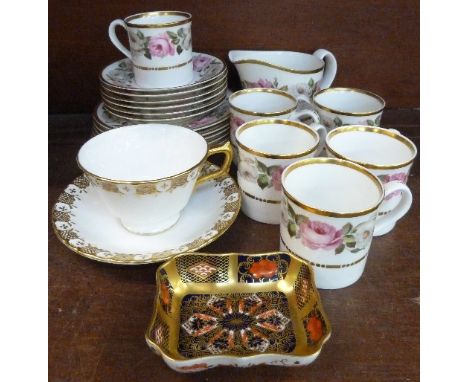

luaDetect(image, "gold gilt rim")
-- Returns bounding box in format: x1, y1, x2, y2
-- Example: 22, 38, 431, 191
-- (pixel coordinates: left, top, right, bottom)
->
77, 129, 208, 185
125, 11, 192, 28
282, 157, 384, 218
313, 87, 386, 116
236, 119, 320, 159
145, 251, 332, 361
232, 58, 324, 74
229, 88, 297, 117
326, 125, 418, 170
51, 170, 242, 265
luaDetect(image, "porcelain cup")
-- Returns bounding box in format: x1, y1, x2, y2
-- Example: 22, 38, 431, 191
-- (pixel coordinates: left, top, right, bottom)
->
312, 87, 385, 131
326, 125, 417, 235
77, 124, 233, 235
279, 158, 412, 289
235, 119, 322, 224
229, 49, 337, 103
229, 88, 325, 155
109, 11, 193, 88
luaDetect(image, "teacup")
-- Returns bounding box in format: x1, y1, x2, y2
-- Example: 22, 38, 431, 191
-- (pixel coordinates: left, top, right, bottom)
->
77, 124, 233, 235
279, 158, 412, 289
312, 87, 385, 131
229, 49, 337, 102
109, 11, 193, 88
235, 119, 322, 224
326, 125, 417, 235
229, 88, 324, 153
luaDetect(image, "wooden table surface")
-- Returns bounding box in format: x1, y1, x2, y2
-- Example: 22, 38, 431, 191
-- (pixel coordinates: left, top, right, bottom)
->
49, 109, 419, 381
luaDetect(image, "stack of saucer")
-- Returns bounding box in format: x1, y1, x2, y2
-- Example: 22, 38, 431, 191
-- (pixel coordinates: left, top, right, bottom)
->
92, 52, 230, 147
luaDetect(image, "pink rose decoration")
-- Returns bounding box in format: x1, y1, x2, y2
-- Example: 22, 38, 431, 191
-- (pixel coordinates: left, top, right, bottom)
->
257, 79, 274, 88
187, 116, 218, 129
230, 116, 246, 130
299, 220, 344, 251
193, 55, 212, 71
380, 172, 408, 200
148, 33, 175, 58
271, 166, 285, 191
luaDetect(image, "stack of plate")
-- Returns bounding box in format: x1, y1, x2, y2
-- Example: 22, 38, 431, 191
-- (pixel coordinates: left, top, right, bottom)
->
92, 52, 230, 147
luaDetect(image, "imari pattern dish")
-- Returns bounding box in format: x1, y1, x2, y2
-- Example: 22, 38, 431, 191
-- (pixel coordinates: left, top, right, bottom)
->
100, 53, 226, 94
51, 163, 241, 265
145, 252, 331, 372
229, 49, 337, 103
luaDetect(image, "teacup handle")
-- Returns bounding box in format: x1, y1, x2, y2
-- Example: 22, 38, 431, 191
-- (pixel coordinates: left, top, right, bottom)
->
313, 49, 337, 90
196, 142, 233, 186
374, 181, 413, 236
109, 19, 132, 59
291, 109, 327, 153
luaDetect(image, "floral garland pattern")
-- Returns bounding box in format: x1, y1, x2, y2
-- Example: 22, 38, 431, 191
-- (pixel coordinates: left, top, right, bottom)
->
238, 156, 285, 191
378, 172, 408, 200
241, 78, 316, 100
284, 201, 374, 254
324, 114, 382, 130
130, 28, 191, 59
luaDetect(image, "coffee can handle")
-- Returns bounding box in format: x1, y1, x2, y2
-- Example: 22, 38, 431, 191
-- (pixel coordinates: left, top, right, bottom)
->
374, 181, 413, 236
313, 49, 337, 90
196, 142, 233, 186
109, 19, 132, 59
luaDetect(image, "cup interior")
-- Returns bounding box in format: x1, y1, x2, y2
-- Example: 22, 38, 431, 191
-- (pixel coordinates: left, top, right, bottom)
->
78, 124, 207, 181
230, 90, 296, 114
283, 160, 383, 214
236, 121, 318, 156
327, 128, 416, 167
230, 50, 323, 71
314, 88, 384, 114
126, 11, 190, 26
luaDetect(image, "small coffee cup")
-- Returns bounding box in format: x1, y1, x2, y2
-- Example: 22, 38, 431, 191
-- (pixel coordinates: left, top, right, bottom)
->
280, 157, 412, 289
235, 119, 323, 224
326, 125, 417, 235
229, 88, 325, 153
77, 124, 232, 235
108, 11, 193, 88
313, 87, 385, 131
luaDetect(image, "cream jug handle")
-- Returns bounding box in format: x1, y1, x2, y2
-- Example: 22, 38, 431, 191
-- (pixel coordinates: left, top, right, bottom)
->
373, 181, 413, 236
313, 49, 337, 90
109, 19, 132, 59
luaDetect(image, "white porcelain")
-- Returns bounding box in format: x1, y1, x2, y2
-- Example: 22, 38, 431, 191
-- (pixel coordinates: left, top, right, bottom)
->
77, 124, 233, 235
51, 164, 241, 264
229, 49, 337, 102
313, 87, 385, 131
228, 88, 324, 158
326, 126, 416, 235
109, 11, 193, 88
235, 119, 322, 224
279, 158, 412, 289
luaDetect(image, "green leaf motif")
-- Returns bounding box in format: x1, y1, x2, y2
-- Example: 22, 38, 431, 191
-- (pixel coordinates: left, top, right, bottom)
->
308, 78, 315, 89
144, 49, 151, 60
351, 248, 363, 253
288, 221, 297, 237
167, 31, 178, 39
342, 223, 353, 235
137, 30, 145, 40
257, 174, 270, 189
267, 165, 281, 175
256, 159, 268, 174
333, 117, 343, 127
176, 45, 183, 55
366, 119, 375, 126
273, 78, 279, 88
279, 85, 288, 91
288, 203, 296, 219
335, 243, 345, 255
177, 28, 185, 37
295, 214, 309, 226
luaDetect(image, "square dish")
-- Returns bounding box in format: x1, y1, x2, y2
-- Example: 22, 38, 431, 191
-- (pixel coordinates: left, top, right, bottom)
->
145, 252, 331, 372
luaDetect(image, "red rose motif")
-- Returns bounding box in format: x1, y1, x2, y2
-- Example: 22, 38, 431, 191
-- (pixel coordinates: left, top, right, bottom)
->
248, 259, 278, 279
299, 220, 344, 251
306, 316, 323, 342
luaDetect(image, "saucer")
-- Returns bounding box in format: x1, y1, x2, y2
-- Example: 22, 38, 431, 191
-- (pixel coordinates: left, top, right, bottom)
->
101, 53, 226, 94
51, 163, 241, 265
146, 251, 331, 372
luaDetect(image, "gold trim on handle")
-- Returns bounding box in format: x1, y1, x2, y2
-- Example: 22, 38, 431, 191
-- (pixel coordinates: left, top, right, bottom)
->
125, 11, 192, 28
196, 141, 233, 185
282, 157, 384, 218
326, 125, 417, 170
313, 87, 386, 117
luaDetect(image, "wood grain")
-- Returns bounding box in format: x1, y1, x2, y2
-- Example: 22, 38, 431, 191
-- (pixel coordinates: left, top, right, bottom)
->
48, 0, 419, 114
48, 109, 419, 381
